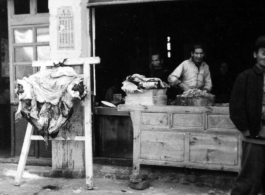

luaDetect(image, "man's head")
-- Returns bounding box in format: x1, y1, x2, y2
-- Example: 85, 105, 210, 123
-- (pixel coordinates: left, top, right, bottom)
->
254, 36, 265, 67
191, 44, 205, 65
150, 53, 163, 69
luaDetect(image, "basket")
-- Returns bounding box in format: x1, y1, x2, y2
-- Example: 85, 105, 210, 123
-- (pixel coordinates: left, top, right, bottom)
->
175, 96, 215, 106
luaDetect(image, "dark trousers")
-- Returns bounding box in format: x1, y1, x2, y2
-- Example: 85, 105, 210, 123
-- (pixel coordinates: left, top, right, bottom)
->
230, 142, 265, 195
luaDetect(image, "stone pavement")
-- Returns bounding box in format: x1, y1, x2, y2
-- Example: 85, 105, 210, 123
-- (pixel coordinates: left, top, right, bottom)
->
0, 163, 232, 195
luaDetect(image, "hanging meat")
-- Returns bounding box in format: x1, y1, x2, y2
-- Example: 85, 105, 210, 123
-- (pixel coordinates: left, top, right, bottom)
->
15, 67, 87, 147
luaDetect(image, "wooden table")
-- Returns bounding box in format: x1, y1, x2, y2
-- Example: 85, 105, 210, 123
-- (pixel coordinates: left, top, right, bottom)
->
118, 105, 241, 174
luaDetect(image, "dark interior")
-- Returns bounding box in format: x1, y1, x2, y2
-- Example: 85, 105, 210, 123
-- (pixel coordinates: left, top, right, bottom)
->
95, 0, 265, 102
0, 0, 10, 157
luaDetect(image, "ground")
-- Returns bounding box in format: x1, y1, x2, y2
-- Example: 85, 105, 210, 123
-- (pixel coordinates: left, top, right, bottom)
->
0, 163, 231, 195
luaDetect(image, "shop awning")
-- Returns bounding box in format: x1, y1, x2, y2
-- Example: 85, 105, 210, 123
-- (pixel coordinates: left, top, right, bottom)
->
87, 0, 176, 7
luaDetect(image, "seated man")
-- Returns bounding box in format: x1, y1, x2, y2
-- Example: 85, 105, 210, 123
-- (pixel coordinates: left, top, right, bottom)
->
105, 78, 125, 104
168, 44, 212, 92
146, 52, 170, 82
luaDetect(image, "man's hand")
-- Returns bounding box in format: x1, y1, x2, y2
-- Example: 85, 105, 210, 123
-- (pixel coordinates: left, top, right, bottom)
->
179, 83, 190, 91
242, 130, 250, 137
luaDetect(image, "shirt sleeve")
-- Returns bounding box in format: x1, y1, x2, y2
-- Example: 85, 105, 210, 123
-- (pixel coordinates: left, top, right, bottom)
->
203, 65, 212, 91
170, 62, 184, 78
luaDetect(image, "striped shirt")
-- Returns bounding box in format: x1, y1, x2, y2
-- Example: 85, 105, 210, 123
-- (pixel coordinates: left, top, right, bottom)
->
169, 59, 212, 91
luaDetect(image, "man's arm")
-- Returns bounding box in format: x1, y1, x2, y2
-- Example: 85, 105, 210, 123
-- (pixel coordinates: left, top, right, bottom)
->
229, 73, 249, 133
168, 62, 190, 90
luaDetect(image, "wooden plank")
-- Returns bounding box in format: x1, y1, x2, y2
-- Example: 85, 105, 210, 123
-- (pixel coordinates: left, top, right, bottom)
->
118, 104, 211, 113
52, 101, 85, 173
52, 140, 67, 170
94, 107, 130, 116
84, 62, 93, 189
14, 117, 35, 157
118, 105, 230, 115
87, 0, 176, 7
14, 124, 34, 186
31, 135, 86, 141
8, 0, 15, 101
172, 114, 203, 129
139, 159, 240, 172
207, 115, 236, 129
184, 132, 190, 163
92, 8, 96, 95
32, 57, 100, 67
131, 111, 141, 174
141, 113, 169, 127
189, 134, 239, 166
140, 131, 185, 162
10, 14, 49, 26
125, 95, 167, 106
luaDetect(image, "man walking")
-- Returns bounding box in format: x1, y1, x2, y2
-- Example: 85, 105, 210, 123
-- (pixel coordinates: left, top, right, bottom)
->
229, 36, 265, 195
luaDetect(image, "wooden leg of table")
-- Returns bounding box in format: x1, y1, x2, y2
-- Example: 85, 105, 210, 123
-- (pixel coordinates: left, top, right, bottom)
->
133, 163, 140, 175
14, 123, 33, 186
131, 111, 141, 175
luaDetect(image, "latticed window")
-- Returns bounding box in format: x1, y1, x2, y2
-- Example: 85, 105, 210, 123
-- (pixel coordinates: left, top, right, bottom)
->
8, 0, 49, 102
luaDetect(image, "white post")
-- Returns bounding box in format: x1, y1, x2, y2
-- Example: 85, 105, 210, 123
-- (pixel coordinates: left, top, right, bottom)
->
14, 124, 34, 186
83, 62, 93, 189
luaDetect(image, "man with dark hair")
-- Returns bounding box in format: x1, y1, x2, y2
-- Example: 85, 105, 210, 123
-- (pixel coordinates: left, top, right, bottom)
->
229, 36, 265, 195
146, 52, 170, 82
167, 44, 212, 92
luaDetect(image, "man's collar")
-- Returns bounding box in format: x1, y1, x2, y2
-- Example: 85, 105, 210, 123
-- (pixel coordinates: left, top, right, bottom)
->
189, 58, 204, 67
254, 64, 265, 74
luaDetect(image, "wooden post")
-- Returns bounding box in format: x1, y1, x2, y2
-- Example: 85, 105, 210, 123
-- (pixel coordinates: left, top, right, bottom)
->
84, 62, 93, 189
131, 111, 141, 175
14, 58, 100, 188
14, 123, 34, 186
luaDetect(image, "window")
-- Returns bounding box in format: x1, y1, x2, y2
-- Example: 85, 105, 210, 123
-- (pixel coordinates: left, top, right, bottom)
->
12, 26, 50, 82
8, 0, 50, 102
37, 0, 49, 13
14, 0, 30, 15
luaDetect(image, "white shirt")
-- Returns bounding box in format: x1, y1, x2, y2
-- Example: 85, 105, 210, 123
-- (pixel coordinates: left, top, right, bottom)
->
169, 59, 212, 91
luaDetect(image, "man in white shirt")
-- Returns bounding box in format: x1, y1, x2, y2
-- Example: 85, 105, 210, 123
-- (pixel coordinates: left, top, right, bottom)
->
168, 44, 212, 92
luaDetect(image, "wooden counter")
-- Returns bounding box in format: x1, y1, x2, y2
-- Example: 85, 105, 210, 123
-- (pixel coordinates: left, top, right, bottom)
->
118, 105, 241, 174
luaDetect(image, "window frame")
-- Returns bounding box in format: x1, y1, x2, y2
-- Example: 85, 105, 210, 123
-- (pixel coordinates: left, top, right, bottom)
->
8, 0, 49, 102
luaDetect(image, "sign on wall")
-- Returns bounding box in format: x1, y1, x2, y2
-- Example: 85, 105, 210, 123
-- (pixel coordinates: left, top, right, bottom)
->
57, 7, 75, 50
1, 38, 9, 77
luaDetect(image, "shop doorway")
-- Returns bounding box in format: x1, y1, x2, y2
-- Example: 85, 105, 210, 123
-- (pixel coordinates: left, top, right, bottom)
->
92, 0, 265, 158
94, 0, 265, 102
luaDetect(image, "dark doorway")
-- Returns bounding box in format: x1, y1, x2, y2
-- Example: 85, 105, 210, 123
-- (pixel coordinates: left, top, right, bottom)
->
0, 0, 11, 158
95, 0, 265, 102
